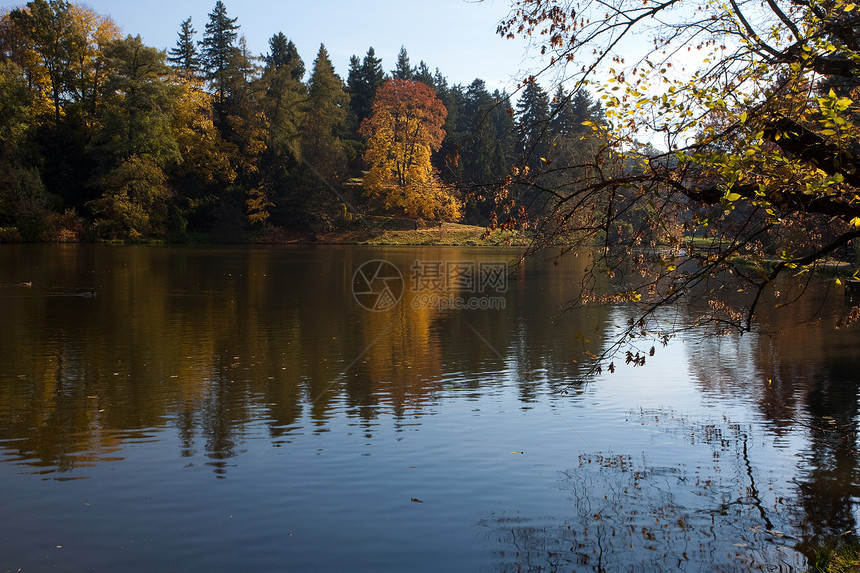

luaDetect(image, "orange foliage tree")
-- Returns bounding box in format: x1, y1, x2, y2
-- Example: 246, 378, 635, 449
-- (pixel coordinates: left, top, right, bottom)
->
359, 78, 460, 220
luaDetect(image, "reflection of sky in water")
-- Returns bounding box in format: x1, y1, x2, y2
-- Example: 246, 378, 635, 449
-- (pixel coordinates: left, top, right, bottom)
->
1, 245, 859, 571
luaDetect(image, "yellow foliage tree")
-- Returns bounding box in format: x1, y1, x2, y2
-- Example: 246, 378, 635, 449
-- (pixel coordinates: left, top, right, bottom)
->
67, 4, 120, 121
169, 76, 234, 187
7, 1, 120, 125
0, 9, 54, 120
360, 78, 461, 220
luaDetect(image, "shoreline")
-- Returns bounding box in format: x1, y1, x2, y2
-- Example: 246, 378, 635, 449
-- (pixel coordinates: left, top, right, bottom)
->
253, 222, 528, 247
0, 219, 531, 247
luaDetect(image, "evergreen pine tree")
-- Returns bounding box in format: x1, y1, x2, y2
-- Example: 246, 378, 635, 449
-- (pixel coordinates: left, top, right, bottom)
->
360, 47, 385, 101
391, 46, 412, 80
413, 60, 434, 87
435, 81, 465, 180
347, 55, 361, 89
199, 0, 239, 107
490, 89, 516, 174
460, 79, 497, 184
167, 17, 199, 78
515, 80, 550, 168
300, 43, 351, 225
347, 47, 385, 126
305, 44, 349, 164
284, 41, 304, 81
230, 36, 259, 91
345, 55, 362, 127
514, 80, 553, 213
549, 86, 595, 138
549, 85, 572, 138
265, 33, 305, 81
433, 68, 448, 98
571, 90, 598, 126
257, 34, 307, 227
266, 32, 289, 69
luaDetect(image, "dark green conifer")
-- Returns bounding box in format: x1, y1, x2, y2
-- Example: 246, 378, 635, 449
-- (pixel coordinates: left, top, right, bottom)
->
167, 17, 200, 78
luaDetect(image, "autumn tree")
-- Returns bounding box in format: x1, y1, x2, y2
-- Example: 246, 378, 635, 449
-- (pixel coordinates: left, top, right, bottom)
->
0, 61, 33, 151
218, 36, 269, 234
0, 0, 510, 238
9, 1, 118, 125
87, 35, 180, 239
360, 78, 459, 219
0, 59, 51, 239
3, 1, 121, 213
166, 76, 234, 237
65, 5, 120, 122
9, 0, 80, 125
497, 0, 860, 370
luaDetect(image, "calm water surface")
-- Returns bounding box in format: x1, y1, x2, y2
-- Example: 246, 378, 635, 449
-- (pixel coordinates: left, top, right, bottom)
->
1, 244, 859, 571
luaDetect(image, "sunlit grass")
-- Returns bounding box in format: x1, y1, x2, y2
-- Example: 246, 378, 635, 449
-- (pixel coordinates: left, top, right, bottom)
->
808, 536, 860, 572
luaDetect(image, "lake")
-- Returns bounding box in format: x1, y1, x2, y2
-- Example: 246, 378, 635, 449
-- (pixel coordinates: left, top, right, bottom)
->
1, 244, 859, 571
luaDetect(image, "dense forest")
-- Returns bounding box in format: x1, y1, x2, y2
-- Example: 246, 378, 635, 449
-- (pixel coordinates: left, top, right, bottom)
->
0, 0, 603, 242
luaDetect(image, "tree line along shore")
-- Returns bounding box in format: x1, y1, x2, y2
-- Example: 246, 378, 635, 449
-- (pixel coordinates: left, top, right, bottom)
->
0, 0, 602, 244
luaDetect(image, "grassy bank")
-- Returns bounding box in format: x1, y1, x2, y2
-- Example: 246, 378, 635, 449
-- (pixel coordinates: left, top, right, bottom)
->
0, 217, 530, 247
253, 217, 529, 246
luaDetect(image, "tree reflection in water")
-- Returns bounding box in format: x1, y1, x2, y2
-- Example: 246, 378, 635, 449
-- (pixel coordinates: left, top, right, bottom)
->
685, 284, 860, 566
3, 246, 860, 570
484, 409, 803, 571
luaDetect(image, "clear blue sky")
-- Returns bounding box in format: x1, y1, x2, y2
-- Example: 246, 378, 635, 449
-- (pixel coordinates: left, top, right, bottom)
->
0, 0, 535, 91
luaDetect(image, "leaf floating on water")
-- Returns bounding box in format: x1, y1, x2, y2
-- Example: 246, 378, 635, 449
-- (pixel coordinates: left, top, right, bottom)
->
410, 498, 423, 503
